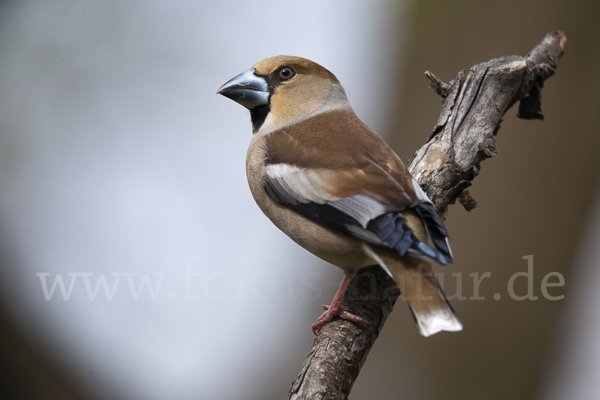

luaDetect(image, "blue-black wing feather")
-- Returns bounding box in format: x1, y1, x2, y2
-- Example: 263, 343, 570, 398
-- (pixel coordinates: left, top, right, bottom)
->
265, 181, 451, 264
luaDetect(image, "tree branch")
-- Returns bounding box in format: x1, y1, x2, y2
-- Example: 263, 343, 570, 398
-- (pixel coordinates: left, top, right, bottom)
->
288, 31, 566, 400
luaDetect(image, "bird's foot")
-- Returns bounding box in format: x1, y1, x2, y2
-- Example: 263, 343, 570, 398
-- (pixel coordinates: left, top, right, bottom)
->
311, 303, 368, 334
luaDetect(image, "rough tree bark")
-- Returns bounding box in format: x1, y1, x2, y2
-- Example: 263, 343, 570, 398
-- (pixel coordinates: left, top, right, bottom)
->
288, 31, 566, 400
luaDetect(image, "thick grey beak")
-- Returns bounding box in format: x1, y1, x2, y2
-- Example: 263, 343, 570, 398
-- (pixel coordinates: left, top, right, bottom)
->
217, 68, 270, 110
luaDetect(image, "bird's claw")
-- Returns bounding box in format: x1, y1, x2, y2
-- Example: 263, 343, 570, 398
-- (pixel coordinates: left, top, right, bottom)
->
312, 304, 369, 334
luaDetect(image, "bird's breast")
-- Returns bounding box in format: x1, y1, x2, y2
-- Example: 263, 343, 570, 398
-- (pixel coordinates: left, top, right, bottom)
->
245, 133, 372, 272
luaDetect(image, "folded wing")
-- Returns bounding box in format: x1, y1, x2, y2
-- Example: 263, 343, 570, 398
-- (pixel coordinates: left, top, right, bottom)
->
262, 109, 453, 264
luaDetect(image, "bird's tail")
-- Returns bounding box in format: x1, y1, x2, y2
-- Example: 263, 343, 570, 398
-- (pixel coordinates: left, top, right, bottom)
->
364, 245, 462, 337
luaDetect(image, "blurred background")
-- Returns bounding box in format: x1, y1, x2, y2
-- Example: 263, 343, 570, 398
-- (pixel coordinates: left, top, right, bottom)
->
0, 0, 598, 399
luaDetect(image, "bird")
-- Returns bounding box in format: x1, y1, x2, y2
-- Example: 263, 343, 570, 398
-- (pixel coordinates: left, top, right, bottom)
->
217, 55, 462, 337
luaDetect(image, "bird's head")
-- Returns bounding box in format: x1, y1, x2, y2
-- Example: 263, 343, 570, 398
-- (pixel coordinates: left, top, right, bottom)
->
218, 56, 350, 134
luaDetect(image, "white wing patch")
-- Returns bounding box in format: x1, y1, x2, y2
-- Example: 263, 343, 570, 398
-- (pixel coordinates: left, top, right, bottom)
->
265, 163, 386, 227
266, 164, 341, 204
329, 194, 386, 227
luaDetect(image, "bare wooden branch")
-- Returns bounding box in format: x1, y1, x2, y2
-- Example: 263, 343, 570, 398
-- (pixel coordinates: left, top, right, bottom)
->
409, 30, 566, 215
425, 71, 451, 98
288, 31, 566, 400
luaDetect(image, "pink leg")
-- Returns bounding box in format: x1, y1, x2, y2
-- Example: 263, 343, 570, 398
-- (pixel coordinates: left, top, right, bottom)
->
311, 274, 369, 334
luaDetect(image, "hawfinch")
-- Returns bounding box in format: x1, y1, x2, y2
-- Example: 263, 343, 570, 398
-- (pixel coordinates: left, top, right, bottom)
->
218, 56, 462, 337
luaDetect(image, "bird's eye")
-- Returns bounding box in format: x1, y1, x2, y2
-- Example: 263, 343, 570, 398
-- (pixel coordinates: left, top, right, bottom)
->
278, 67, 295, 80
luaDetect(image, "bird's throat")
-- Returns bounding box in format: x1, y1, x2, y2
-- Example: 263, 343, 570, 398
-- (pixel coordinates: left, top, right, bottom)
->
250, 105, 271, 134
